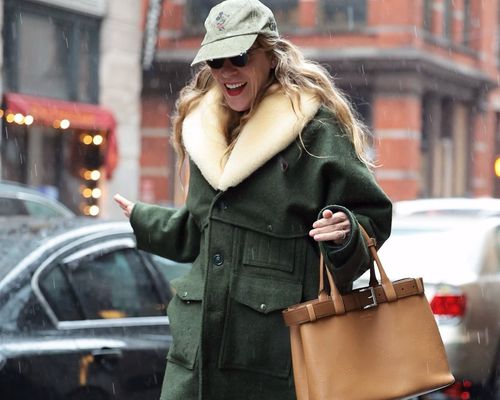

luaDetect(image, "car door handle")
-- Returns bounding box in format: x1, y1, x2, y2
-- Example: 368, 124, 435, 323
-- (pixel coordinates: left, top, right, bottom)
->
91, 348, 123, 360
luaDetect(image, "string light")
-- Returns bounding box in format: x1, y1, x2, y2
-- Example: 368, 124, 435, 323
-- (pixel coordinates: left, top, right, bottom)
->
82, 188, 93, 198
24, 115, 34, 125
90, 170, 101, 181
91, 188, 102, 198
60, 119, 70, 129
82, 204, 101, 216
0, 108, 104, 218
14, 113, 24, 124
89, 205, 100, 216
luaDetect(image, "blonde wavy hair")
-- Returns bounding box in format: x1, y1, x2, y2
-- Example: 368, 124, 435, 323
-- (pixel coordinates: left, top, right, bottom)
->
171, 34, 374, 172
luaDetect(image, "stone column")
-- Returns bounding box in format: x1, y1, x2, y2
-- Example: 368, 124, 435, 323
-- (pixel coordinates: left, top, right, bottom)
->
372, 74, 423, 201
421, 94, 442, 197
470, 97, 495, 196
99, 0, 143, 218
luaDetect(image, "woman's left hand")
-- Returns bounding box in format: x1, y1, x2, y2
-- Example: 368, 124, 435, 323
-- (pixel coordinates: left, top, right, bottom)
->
309, 209, 351, 245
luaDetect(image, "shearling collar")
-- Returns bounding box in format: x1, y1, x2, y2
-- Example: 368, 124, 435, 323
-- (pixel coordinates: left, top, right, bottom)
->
182, 85, 321, 191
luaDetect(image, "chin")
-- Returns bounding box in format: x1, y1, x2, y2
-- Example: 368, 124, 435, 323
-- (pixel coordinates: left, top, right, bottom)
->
226, 100, 251, 112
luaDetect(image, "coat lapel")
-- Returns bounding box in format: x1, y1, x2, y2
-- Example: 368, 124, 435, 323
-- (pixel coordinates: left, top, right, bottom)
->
182, 85, 321, 191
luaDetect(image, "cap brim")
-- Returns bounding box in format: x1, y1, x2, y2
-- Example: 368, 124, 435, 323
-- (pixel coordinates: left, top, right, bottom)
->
191, 34, 258, 66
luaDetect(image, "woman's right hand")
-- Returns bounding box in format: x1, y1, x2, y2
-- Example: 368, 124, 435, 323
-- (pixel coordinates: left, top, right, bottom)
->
113, 193, 135, 219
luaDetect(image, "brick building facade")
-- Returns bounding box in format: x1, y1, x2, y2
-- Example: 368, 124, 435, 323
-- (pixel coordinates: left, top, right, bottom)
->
141, 0, 500, 205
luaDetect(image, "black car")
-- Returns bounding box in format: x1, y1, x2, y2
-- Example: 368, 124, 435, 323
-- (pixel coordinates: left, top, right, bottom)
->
0, 217, 190, 400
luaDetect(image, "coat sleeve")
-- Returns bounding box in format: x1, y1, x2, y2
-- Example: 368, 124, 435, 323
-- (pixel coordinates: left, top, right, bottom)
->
129, 202, 201, 263
310, 115, 393, 291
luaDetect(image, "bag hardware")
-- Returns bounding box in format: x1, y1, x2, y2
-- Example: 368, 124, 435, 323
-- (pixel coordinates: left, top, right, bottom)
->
359, 286, 377, 309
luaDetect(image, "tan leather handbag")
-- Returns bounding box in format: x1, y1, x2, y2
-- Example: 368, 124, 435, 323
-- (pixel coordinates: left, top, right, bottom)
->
282, 227, 455, 400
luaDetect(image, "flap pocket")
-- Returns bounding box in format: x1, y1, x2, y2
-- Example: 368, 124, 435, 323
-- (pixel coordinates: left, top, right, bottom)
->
166, 277, 202, 370
220, 274, 303, 377
242, 231, 296, 273
232, 273, 302, 314
170, 276, 203, 301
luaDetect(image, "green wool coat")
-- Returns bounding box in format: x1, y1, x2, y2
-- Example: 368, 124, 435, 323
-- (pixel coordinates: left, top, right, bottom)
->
130, 86, 392, 400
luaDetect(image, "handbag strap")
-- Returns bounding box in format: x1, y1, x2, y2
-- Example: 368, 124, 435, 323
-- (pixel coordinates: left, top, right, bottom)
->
283, 277, 425, 326
318, 224, 397, 314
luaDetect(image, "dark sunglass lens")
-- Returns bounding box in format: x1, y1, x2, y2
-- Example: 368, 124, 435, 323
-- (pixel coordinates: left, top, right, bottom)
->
230, 53, 249, 67
207, 59, 224, 69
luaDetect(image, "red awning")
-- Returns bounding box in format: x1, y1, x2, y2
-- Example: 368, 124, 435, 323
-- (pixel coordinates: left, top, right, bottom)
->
3, 92, 118, 179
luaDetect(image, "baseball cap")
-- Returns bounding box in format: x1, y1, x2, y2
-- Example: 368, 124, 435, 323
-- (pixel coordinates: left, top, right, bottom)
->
191, 0, 279, 66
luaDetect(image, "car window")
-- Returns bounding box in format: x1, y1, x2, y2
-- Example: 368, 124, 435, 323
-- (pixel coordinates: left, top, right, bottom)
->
149, 253, 192, 283
0, 198, 29, 215
23, 200, 66, 217
39, 248, 166, 321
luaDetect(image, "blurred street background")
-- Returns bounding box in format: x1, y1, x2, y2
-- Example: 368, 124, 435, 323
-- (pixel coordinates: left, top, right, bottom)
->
3, 2, 500, 400
2, 0, 500, 218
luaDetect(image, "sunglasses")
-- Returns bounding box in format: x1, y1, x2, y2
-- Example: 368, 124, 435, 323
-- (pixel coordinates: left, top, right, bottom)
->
206, 52, 249, 69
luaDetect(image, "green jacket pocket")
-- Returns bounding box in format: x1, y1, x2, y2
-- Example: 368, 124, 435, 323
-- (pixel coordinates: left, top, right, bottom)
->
242, 231, 296, 273
219, 273, 302, 378
166, 278, 203, 370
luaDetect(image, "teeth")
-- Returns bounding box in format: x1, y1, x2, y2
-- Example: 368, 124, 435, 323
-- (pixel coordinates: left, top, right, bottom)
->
225, 82, 245, 89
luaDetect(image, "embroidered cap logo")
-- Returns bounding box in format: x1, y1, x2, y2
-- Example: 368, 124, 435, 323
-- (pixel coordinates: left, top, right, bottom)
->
215, 11, 229, 31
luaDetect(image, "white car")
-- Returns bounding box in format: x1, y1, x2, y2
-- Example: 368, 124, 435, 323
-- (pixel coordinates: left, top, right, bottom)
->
356, 215, 500, 399
393, 198, 500, 218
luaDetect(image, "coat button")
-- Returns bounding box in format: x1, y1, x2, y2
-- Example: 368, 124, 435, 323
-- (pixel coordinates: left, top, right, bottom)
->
260, 303, 267, 311
213, 253, 224, 266
266, 224, 273, 232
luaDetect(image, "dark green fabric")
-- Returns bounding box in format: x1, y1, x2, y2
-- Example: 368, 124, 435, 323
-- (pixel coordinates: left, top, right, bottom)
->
130, 106, 392, 400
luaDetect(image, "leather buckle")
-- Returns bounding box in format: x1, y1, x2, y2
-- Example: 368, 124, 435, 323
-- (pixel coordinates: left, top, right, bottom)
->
359, 287, 378, 309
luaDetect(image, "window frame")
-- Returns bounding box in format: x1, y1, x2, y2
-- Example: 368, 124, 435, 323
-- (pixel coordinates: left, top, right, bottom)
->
442, 0, 453, 41
318, 0, 367, 32
3, 0, 100, 103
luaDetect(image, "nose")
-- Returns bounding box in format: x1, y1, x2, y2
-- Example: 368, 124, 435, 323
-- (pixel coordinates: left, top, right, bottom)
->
219, 59, 238, 75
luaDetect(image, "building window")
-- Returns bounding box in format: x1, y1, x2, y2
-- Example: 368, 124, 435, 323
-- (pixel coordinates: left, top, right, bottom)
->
443, 0, 453, 40
267, 0, 299, 30
3, 0, 100, 103
186, 0, 300, 32
463, 0, 471, 46
320, 0, 367, 31
423, 0, 433, 32
185, 0, 220, 32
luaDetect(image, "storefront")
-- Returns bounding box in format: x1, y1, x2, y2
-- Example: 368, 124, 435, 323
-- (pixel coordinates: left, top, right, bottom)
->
1, 0, 119, 216
1, 93, 117, 216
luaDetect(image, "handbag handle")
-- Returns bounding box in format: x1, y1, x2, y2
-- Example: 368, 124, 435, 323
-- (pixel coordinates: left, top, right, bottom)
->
318, 224, 397, 314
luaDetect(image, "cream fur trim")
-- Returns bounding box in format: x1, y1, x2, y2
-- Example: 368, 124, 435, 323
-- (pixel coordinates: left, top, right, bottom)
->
182, 85, 321, 191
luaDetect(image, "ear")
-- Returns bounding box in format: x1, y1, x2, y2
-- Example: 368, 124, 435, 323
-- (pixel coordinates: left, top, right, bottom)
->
271, 58, 277, 68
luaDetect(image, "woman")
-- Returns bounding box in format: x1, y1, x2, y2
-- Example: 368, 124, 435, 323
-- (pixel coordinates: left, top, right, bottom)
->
114, 0, 392, 399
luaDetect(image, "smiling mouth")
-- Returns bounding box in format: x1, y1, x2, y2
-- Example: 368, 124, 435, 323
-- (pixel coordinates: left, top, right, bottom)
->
225, 82, 247, 96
